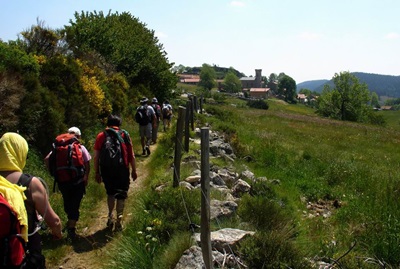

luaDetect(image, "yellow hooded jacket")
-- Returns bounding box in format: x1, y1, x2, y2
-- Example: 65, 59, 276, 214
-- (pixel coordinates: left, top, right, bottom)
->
0, 132, 30, 242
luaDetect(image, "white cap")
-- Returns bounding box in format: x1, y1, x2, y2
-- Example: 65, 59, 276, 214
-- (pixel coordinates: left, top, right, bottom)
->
68, 127, 81, 136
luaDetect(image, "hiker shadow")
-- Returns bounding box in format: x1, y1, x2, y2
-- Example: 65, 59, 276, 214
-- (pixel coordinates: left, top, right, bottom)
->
72, 227, 114, 253
41, 227, 115, 253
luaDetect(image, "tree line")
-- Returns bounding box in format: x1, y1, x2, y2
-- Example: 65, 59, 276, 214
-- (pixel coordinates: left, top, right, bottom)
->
0, 11, 178, 154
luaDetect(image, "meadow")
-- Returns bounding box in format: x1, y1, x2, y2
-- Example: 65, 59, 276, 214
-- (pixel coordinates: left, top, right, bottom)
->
25, 95, 400, 268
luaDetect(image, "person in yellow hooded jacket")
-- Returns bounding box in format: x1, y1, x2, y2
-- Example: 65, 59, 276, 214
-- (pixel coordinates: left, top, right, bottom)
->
0, 132, 62, 269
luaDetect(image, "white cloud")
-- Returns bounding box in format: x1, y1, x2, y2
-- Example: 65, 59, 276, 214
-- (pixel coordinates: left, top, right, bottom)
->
298, 31, 320, 41
230, 1, 245, 7
385, 32, 399, 39
155, 31, 167, 39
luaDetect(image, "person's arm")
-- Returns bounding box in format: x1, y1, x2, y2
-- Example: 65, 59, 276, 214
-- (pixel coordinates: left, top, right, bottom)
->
81, 146, 91, 186
30, 177, 62, 239
130, 155, 137, 182
126, 136, 137, 181
44, 151, 51, 170
94, 150, 102, 183
152, 114, 157, 129
84, 161, 90, 186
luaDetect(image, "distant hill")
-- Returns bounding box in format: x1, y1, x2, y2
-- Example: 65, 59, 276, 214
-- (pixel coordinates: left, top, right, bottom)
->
297, 80, 328, 91
184, 66, 245, 79
299, 72, 400, 98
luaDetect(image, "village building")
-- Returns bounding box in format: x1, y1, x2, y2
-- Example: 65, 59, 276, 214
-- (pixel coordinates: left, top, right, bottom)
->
248, 88, 271, 99
240, 69, 263, 89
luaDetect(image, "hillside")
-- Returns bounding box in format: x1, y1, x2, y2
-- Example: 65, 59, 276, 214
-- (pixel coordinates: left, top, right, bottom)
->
302, 72, 400, 97
296, 79, 328, 91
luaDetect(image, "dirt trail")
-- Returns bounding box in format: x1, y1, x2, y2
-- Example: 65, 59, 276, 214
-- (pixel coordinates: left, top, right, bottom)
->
50, 149, 152, 269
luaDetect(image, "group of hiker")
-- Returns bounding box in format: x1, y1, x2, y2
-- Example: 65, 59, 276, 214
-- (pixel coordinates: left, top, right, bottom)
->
0, 98, 173, 268
134, 97, 173, 156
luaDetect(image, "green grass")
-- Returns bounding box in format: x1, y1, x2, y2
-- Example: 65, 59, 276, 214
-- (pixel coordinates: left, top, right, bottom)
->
24, 96, 400, 268
202, 97, 400, 266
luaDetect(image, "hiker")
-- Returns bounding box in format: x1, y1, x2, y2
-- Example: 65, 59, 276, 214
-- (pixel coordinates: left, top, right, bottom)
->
162, 100, 173, 132
0, 132, 62, 268
44, 126, 91, 240
94, 114, 137, 231
135, 97, 156, 156
151, 97, 162, 144
0, 175, 27, 268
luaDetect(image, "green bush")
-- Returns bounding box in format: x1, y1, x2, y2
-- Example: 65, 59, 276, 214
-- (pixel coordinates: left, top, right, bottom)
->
138, 186, 201, 244
239, 229, 307, 269
238, 194, 291, 232
247, 99, 269, 110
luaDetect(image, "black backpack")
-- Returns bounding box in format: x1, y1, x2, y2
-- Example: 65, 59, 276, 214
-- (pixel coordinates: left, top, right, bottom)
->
152, 104, 161, 120
99, 128, 129, 171
135, 105, 151, 126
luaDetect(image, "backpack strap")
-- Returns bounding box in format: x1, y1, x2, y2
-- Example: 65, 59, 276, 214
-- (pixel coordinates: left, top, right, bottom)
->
120, 129, 131, 145
17, 174, 39, 231
105, 128, 125, 144
17, 174, 33, 189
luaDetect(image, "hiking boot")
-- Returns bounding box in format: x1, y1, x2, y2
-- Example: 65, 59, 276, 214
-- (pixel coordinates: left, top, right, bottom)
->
115, 216, 124, 232
107, 217, 114, 230
67, 227, 76, 240
145, 146, 151, 155
114, 221, 123, 232
142, 149, 146, 156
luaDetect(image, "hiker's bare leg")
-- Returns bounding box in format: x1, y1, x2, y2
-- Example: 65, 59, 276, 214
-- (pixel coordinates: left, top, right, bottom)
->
67, 219, 77, 229
141, 136, 145, 151
107, 195, 115, 217
116, 199, 125, 220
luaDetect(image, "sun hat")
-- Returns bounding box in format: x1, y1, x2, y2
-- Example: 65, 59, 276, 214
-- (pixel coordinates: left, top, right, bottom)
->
140, 97, 148, 104
68, 127, 81, 136
152, 97, 158, 103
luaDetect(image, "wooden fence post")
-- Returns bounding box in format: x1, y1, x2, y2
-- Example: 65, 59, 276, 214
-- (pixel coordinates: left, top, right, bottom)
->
200, 127, 213, 269
184, 100, 191, 152
193, 95, 198, 113
199, 94, 203, 114
190, 96, 195, 131
173, 106, 186, 187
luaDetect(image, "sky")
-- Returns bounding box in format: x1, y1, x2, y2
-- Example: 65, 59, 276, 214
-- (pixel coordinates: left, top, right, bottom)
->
1, 0, 399, 83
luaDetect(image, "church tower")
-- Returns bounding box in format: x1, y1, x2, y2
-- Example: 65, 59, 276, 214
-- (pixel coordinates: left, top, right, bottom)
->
255, 69, 262, 88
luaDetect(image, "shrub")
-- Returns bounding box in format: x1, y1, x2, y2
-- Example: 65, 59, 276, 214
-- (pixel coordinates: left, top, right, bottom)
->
247, 99, 269, 110
239, 229, 307, 269
238, 194, 291, 232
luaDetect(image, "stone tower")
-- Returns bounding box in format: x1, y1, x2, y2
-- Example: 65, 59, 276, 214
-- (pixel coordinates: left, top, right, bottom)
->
255, 69, 262, 88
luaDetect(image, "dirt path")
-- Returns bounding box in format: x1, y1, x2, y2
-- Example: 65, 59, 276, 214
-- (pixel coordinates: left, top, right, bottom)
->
50, 150, 152, 269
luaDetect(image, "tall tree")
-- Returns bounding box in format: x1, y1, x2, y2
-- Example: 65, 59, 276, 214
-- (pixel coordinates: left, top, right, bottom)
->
199, 63, 216, 91
371, 92, 380, 108
278, 75, 297, 103
20, 19, 61, 57
223, 71, 241, 93
317, 71, 371, 122
268, 73, 277, 83
64, 11, 177, 102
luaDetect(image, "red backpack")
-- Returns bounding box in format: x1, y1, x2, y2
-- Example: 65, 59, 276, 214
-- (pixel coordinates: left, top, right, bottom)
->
49, 133, 85, 186
0, 194, 25, 267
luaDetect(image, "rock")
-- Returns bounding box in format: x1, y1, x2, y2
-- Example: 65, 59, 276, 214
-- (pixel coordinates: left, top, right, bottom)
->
232, 179, 251, 198
210, 200, 238, 220
194, 228, 255, 253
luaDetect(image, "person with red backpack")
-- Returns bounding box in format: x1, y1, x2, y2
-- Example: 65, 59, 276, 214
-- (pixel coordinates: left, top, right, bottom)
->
94, 115, 137, 232
44, 127, 91, 240
0, 132, 62, 269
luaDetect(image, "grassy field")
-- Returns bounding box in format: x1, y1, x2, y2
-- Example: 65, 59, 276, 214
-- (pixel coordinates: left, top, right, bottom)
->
24, 95, 400, 268
202, 97, 400, 267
